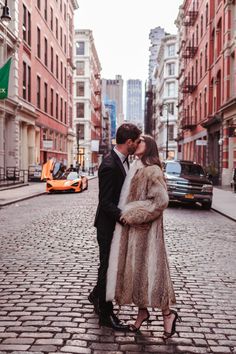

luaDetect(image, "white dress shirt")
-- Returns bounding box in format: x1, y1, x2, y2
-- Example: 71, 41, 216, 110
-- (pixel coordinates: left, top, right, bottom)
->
113, 147, 129, 174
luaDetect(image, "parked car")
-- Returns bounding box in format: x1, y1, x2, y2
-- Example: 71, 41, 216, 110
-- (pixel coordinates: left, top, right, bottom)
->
46, 171, 88, 193
163, 160, 213, 210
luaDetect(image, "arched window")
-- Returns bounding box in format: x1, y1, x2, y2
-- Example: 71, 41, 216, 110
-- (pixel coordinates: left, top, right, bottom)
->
205, 43, 208, 72
216, 18, 222, 57
200, 52, 203, 78
200, 15, 204, 37
205, 3, 209, 27
196, 24, 199, 45
195, 59, 198, 83
204, 87, 207, 117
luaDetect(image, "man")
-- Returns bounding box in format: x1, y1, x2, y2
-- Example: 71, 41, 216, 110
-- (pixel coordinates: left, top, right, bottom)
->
88, 123, 142, 330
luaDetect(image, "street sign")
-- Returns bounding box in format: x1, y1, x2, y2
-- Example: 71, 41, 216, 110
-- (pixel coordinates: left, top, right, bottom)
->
196, 140, 207, 146
43, 140, 53, 149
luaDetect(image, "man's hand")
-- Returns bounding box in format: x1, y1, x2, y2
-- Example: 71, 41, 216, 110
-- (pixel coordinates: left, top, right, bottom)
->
120, 216, 129, 225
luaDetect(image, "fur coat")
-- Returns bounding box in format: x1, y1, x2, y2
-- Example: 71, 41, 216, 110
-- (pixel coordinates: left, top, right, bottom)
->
106, 159, 176, 309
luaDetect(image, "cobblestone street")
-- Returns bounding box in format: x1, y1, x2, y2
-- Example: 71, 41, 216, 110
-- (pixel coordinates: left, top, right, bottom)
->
0, 179, 235, 354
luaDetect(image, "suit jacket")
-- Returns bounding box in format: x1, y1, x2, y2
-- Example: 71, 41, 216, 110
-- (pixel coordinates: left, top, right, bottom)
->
94, 149, 126, 233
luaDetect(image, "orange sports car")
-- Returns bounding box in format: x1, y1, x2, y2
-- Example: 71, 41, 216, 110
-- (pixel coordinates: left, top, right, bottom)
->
46, 171, 88, 193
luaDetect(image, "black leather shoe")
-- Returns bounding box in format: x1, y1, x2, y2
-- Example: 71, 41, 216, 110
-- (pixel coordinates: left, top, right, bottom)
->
88, 292, 100, 315
111, 313, 121, 325
99, 315, 130, 331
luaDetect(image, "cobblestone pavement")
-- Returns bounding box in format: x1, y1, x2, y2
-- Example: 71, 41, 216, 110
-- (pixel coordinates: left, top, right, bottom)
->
0, 179, 235, 354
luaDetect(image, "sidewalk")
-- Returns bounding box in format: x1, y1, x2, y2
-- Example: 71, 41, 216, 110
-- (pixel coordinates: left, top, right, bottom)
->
0, 172, 98, 208
212, 186, 236, 221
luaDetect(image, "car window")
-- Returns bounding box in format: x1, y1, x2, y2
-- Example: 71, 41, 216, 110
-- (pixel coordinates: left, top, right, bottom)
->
181, 164, 205, 176
66, 172, 79, 180
165, 162, 205, 176
165, 162, 182, 175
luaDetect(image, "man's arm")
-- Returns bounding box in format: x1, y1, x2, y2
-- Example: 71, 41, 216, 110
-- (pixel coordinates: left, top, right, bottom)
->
98, 165, 122, 222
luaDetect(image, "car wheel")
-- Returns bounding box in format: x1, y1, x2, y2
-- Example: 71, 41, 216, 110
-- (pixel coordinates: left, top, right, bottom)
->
202, 201, 212, 210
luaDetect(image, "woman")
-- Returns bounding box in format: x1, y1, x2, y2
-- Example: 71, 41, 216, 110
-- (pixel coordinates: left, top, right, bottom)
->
106, 135, 180, 338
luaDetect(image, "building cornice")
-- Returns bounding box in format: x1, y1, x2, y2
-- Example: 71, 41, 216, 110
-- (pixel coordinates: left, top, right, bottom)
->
71, 0, 79, 10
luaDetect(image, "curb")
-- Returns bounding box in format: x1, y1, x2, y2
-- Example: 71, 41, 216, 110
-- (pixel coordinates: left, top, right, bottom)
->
211, 207, 236, 223
0, 192, 47, 208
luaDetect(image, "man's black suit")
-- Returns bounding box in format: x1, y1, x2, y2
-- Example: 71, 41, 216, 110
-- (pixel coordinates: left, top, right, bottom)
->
93, 149, 126, 316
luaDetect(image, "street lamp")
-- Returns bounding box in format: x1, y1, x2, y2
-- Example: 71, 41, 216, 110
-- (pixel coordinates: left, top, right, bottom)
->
1, 0, 11, 24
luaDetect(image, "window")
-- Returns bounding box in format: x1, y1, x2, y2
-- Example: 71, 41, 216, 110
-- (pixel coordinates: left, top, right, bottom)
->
64, 101, 67, 124
44, 0, 47, 21
37, 76, 41, 108
60, 61, 63, 83
204, 87, 207, 117
60, 27, 63, 47
167, 102, 175, 115
56, 55, 59, 79
217, 19, 222, 57
37, 27, 41, 58
37, 0, 40, 9
167, 82, 175, 96
64, 3, 66, 21
23, 62, 26, 99
56, 17, 58, 39
64, 67, 67, 88
76, 81, 85, 96
60, 0, 62, 11
44, 83, 48, 112
60, 97, 63, 121
23, 5, 27, 41
23, 5, 31, 46
200, 52, 203, 78
28, 12, 31, 46
205, 43, 208, 72
167, 44, 175, 57
64, 34, 67, 54
76, 102, 84, 117
205, 3, 209, 27
50, 7, 53, 30
195, 59, 198, 83
51, 46, 54, 73
50, 88, 54, 116
76, 41, 85, 55
200, 15, 203, 37
77, 124, 85, 139
22, 62, 31, 102
196, 25, 199, 45
76, 61, 85, 75
168, 125, 174, 141
56, 93, 59, 119
44, 38, 48, 66
167, 63, 175, 76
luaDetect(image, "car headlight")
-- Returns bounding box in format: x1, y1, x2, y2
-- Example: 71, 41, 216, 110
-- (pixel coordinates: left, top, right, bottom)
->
47, 183, 52, 188
202, 184, 213, 193
72, 182, 79, 187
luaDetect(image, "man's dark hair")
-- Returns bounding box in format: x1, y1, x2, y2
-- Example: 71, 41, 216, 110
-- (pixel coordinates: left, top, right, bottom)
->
116, 123, 142, 144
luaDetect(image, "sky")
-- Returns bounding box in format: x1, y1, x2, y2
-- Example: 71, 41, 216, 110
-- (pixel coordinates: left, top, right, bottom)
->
74, 0, 183, 85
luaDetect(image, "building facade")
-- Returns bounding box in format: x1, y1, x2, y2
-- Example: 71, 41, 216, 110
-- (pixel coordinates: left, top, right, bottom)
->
74, 29, 102, 171
145, 26, 165, 135
0, 0, 20, 172
176, 0, 236, 185
17, 0, 78, 170
126, 79, 143, 129
101, 75, 124, 128
154, 34, 179, 161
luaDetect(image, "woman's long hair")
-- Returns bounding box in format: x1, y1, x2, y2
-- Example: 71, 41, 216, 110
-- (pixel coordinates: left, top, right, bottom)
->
140, 135, 162, 169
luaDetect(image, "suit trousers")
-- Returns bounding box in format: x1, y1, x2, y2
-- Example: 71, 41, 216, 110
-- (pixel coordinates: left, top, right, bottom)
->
92, 227, 114, 316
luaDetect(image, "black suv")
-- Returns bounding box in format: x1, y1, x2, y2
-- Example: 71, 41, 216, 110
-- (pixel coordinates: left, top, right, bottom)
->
163, 160, 213, 210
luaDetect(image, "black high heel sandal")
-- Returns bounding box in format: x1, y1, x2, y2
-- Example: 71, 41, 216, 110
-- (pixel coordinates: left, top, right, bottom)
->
129, 308, 151, 332
163, 309, 181, 339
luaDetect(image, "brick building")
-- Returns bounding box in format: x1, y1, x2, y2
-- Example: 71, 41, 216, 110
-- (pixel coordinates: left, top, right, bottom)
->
18, 0, 78, 169
176, 0, 236, 185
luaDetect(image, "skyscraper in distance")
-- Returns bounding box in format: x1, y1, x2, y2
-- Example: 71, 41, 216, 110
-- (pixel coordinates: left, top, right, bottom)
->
126, 79, 143, 129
